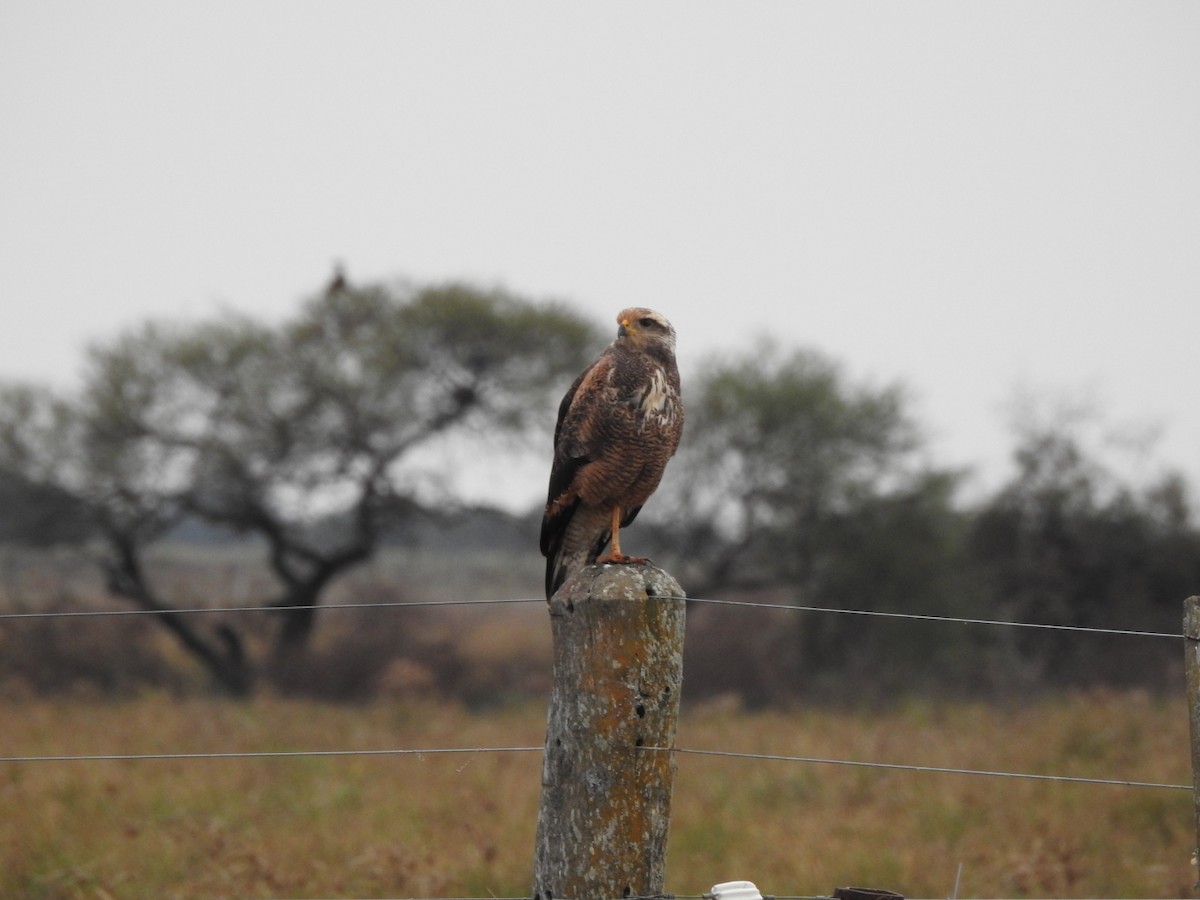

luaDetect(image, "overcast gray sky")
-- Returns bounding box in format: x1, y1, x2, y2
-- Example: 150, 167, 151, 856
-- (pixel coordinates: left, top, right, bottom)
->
2, 2, 1198, 508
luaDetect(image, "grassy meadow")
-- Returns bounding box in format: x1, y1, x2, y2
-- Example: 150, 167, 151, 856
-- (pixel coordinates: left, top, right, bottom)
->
1, 690, 1194, 899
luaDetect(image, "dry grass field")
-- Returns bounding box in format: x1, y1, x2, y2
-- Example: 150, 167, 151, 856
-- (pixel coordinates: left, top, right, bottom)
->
1, 690, 1193, 899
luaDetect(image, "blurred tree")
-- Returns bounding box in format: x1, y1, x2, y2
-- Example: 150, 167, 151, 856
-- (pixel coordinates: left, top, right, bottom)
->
0, 276, 600, 693
659, 343, 933, 590
659, 356, 1200, 702
0, 393, 94, 547
0, 379, 250, 690
968, 413, 1200, 689
652, 343, 973, 703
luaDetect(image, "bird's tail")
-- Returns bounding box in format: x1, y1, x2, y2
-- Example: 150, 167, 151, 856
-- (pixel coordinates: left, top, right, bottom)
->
545, 529, 610, 601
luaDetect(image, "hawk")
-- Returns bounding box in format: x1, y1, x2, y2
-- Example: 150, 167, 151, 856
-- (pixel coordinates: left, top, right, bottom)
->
540, 307, 684, 600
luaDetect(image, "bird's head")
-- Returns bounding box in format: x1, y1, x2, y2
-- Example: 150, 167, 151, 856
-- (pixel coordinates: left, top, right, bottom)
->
616, 308, 677, 354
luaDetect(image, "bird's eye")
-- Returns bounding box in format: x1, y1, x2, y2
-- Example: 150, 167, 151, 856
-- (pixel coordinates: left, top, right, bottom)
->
639, 317, 656, 328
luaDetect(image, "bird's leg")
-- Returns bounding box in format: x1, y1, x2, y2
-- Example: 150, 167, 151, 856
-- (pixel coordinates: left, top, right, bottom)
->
608, 504, 625, 558
595, 506, 651, 566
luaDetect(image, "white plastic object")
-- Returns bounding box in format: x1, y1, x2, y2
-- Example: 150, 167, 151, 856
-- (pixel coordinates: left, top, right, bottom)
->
710, 881, 764, 900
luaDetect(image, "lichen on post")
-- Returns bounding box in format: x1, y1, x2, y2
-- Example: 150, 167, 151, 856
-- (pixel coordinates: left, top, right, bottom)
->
532, 563, 686, 900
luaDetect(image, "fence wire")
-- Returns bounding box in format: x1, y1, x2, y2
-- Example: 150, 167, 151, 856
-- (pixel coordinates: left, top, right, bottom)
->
0, 590, 1190, 801
681, 596, 1183, 639
1, 742, 1188, 793
0, 592, 1183, 639
0, 588, 1191, 900
0, 746, 543, 764
0, 595, 540, 620
647, 746, 1191, 791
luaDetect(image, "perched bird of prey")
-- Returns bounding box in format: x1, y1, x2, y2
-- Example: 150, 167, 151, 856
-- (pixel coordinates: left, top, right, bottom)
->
324, 262, 347, 298
540, 308, 684, 600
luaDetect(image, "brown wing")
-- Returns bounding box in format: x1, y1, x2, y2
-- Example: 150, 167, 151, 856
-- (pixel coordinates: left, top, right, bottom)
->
541, 344, 643, 598
539, 361, 594, 559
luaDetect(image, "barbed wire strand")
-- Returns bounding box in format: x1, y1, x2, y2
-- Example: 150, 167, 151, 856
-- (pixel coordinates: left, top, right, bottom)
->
0, 592, 1183, 639
1, 743, 1187, 792
678, 596, 1182, 639
0, 596, 539, 620
0, 583, 1185, 896
0, 745, 543, 764
642, 746, 1191, 791
0, 591, 1188, 791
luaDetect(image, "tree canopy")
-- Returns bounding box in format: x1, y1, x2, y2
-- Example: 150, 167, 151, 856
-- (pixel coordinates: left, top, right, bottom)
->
658, 342, 931, 591
0, 276, 602, 692
2, 290, 1197, 703
647, 345, 1199, 704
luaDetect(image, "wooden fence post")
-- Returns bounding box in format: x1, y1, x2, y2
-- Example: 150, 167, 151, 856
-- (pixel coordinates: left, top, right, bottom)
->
533, 563, 686, 900
1184, 595, 1200, 888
